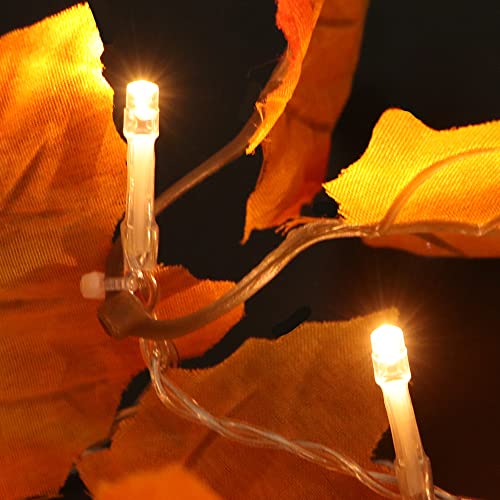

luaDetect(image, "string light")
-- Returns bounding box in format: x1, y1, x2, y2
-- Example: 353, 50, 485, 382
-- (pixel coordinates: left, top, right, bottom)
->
81, 83, 462, 498
144, 335, 458, 499
371, 325, 435, 499
122, 80, 160, 272
80, 80, 159, 298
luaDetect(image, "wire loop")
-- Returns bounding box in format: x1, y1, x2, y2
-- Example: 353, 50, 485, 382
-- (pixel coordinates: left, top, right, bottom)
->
134, 270, 159, 313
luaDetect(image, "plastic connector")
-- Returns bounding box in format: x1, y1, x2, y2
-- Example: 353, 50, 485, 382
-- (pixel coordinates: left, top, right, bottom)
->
80, 272, 138, 300
80, 271, 106, 300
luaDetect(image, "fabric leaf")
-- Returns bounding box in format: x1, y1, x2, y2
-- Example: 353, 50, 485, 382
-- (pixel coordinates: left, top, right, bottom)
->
0, 5, 241, 498
324, 109, 500, 257
79, 310, 397, 499
156, 266, 244, 360
95, 464, 221, 500
243, 0, 369, 241
0, 6, 143, 498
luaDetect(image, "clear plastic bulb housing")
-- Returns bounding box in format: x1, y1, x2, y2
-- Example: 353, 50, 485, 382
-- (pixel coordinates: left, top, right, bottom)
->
122, 80, 159, 271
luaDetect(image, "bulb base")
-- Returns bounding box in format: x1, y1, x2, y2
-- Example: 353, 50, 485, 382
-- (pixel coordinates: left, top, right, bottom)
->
395, 454, 434, 500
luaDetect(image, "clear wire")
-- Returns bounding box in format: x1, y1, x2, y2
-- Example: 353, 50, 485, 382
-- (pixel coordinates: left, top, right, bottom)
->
136, 118, 498, 499
154, 111, 261, 216
147, 146, 500, 339
139, 217, 499, 341
144, 340, 461, 500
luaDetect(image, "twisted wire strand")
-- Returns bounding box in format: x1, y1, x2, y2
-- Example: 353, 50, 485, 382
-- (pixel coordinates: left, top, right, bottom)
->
145, 343, 461, 499
141, 216, 499, 341
137, 127, 497, 499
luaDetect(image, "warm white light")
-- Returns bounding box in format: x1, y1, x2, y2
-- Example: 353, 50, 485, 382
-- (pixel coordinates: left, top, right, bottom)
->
371, 324, 406, 365
126, 80, 159, 122
371, 324, 410, 386
122, 80, 160, 272
370, 324, 434, 499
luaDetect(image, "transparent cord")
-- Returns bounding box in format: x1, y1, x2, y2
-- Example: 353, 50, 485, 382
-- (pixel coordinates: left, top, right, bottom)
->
139, 146, 500, 341
125, 125, 497, 497
141, 338, 461, 500
154, 110, 261, 216
133, 216, 499, 341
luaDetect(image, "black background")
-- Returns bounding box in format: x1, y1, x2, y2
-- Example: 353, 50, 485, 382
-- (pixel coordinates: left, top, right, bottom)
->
2, 1, 500, 498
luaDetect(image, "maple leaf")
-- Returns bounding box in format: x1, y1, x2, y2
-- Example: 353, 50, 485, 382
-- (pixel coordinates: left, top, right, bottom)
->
0, 7, 143, 498
324, 109, 500, 257
153, 0, 369, 242
78, 310, 398, 499
0, 5, 241, 497
95, 464, 221, 500
242, 0, 369, 241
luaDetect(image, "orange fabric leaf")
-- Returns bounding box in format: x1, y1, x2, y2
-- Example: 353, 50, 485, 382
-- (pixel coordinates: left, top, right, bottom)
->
79, 310, 397, 499
245, 0, 322, 153
95, 464, 221, 500
243, 0, 369, 241
324, 109, 500, 257
0, 5, 144, 498
0, 5, 241, 498
156, 266, 244, 359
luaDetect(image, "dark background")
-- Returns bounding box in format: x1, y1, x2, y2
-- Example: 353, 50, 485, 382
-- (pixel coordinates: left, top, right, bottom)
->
2, 1, 500, 498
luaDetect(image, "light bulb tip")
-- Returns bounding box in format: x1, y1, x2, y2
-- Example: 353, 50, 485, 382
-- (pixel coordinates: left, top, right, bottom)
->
126, 80, 159, 114
371, 324, 406, 365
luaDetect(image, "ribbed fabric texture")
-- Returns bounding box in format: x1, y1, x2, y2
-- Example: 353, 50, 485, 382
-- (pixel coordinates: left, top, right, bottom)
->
95, 465, 221, 500
79, 310, 397, 499
324, 109, 500, 257
0, 5, 242, 498
0, 5, 144, 498
243, 0, 369, 241
158, 266, 243, 360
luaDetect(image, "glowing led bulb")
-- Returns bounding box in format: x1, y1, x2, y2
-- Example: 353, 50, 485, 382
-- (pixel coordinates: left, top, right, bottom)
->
370, 325, 434, 500
371, 324, 411, 386
122, 80, 160, 271
371, 324, 406, 363
125, 80, 160, 128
